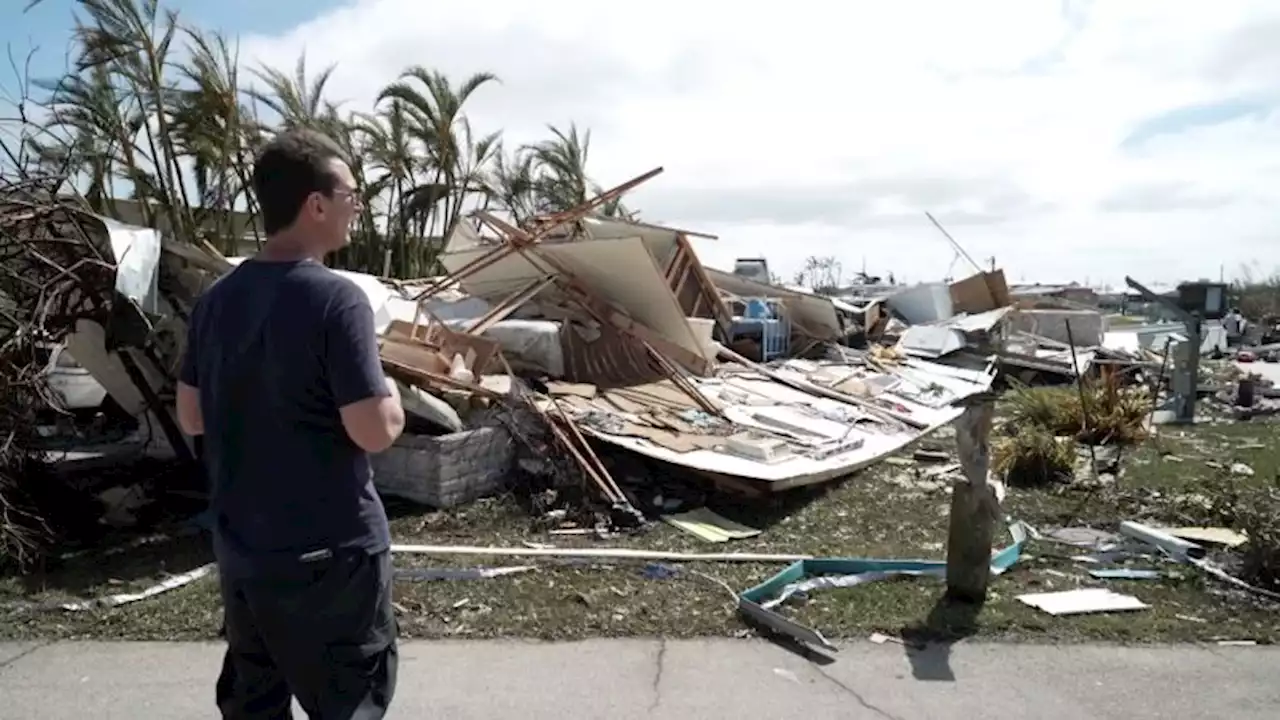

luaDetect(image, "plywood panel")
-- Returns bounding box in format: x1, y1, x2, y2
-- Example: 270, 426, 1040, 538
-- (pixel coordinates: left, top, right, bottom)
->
542, 238, 702, 358
439, 238, 702, 362
950, 269, 1011, 314
580, 217, 681, 267
438, 246, 558, 299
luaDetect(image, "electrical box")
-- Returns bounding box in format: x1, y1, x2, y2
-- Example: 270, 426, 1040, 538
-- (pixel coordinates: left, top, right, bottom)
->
1176, 282, 1228, 319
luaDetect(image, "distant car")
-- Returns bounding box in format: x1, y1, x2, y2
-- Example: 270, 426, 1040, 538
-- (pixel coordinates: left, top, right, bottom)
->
1237, 350, 1257, 363
37, 342, 107, 410
1264, 351, 1280, 363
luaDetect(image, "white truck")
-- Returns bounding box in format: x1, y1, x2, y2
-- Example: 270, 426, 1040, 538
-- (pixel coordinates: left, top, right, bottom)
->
732, 257, 771, 284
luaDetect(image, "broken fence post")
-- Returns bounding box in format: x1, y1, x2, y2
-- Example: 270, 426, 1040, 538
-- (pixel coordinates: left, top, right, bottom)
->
945, 399, 1000, 604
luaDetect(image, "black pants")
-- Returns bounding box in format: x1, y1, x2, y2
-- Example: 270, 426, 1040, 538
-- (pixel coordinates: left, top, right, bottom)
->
216, 549, 398, 719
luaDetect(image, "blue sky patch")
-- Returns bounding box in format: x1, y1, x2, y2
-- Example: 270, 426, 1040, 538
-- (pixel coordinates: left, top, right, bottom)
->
1122, 98, 1272, 149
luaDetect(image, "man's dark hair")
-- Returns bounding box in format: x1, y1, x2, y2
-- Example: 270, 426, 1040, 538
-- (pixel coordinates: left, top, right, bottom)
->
251, 129, 350, 235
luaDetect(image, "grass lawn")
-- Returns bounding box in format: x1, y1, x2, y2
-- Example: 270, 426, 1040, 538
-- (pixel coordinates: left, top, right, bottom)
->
1105, 314, 1147, 328
3, 413, 1278, 645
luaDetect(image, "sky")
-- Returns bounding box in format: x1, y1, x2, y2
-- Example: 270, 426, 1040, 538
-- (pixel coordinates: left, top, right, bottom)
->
9, 0, 1280, 289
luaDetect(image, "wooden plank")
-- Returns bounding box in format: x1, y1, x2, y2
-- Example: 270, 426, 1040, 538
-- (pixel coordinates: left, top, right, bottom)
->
466, 275, 555, 335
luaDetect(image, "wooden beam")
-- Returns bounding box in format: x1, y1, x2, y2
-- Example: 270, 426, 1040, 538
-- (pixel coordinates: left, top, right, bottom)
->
675, 234, 733, 336
465, 275, 555, 335
533, 167, 664, 225
473, 212, 713, 376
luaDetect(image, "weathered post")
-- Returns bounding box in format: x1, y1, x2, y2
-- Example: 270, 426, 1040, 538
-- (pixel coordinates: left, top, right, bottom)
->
945, 399, 1000, 603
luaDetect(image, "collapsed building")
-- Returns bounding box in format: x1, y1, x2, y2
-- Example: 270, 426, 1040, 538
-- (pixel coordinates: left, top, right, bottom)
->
9, 168, 1187, 564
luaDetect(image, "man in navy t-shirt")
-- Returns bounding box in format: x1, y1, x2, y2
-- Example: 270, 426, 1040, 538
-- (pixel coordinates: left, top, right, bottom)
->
176, 128, 406, 719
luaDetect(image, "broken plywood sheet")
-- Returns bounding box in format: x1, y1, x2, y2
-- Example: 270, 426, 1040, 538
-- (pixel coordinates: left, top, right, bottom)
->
555, 389, 726, 453
949, 269, 1011, 315
441, 218, 493, 253
663, 508, 761, 542
592, 422, 725, 453
539, 215, 716, 269
1017, 588, 1149, 616
385, 318, 502, 375
439, 237, 704, 366
579, 217, 680, 267
575, 358, 994, 488
546, 382, 598, 399
603, 380, 709, 414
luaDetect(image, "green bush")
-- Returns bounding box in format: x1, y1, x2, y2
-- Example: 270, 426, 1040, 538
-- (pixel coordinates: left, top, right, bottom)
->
1003, 374, 1150, 445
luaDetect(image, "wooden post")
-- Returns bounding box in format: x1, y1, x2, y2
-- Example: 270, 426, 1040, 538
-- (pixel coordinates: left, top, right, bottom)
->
945, 400, 1000, 603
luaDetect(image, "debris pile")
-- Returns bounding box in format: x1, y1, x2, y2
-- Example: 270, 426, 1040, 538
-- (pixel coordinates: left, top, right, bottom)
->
4, 164, 1279, 651
362, 171, 1002, 519
0, 176, 221, 569
0, 178, 124, 569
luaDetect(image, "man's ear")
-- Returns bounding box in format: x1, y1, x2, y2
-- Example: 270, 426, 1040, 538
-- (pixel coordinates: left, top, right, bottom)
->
307, 192, 325, 220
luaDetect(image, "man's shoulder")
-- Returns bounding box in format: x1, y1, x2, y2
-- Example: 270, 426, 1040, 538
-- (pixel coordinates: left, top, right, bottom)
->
203, 260, 364, 308
286, 262, 369, 309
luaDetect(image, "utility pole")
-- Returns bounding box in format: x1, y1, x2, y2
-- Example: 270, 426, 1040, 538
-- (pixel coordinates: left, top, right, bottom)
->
1126, 275, 1200, 423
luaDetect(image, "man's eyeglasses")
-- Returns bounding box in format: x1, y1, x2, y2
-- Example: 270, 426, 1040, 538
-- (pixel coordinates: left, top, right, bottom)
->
327, 186, 362, 209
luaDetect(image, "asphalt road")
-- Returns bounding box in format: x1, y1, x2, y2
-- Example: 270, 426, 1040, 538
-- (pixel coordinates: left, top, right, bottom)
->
2, 639, 1277, 719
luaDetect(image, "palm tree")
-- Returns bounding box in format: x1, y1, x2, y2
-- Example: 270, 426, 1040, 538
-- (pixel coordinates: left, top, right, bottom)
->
352, 101, 415, 274
31, 65, 134, 217
377, 67, 499, 248
10, 0, 628, 279
248, 53, 340, 134
78, 0, 195, 234
170, 28, 260, 252
522, 123, 632, 220
247, 52, 394, 270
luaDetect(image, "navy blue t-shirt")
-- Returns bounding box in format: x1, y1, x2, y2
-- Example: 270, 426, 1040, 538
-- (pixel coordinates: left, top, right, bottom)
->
180, 258, 392, 576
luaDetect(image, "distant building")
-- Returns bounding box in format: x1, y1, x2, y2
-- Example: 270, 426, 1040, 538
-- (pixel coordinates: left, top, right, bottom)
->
108, 198, 264, 256
1008, 283, 1099, 306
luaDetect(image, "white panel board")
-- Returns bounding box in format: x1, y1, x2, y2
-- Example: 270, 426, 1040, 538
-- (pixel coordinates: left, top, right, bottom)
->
440, 238, 701, 360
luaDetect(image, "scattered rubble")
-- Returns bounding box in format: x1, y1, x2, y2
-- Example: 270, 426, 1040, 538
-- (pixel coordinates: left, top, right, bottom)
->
4, 166, 1278, 648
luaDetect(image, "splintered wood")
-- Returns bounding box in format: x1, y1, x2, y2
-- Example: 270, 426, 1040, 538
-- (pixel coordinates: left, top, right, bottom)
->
380, 317, 501, 396
381, 169, 728, 514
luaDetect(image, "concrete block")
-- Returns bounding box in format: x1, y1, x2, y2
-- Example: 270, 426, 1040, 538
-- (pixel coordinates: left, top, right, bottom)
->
370, 425, 515, 508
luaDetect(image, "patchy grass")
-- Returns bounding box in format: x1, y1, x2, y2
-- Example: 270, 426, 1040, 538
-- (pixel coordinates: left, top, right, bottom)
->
1105, 314, 1146, 328
3, 417, 1279, 645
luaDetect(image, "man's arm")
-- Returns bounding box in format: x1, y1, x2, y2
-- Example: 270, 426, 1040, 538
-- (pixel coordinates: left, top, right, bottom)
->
328, 291, 405, 453
176, 315, 203, 436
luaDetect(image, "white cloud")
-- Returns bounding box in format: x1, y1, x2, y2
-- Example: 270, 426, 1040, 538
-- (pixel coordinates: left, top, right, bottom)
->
239, 0, 1280, 287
